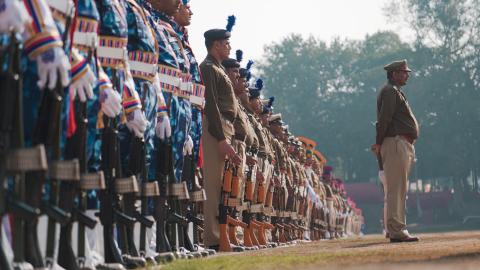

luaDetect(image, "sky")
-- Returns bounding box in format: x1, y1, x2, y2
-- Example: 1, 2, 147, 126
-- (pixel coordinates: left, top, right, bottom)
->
187, 0, 414, 62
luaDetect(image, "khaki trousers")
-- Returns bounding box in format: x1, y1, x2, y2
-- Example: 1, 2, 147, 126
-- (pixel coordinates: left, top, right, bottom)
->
381, 136, 415, 239
202, 118, 234, 247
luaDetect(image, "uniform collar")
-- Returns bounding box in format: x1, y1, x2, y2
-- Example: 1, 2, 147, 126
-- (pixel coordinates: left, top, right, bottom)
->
141, 1, 174, 23
206, 54, 224, 70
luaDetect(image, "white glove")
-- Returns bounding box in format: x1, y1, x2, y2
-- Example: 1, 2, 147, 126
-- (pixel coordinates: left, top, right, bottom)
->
69, 66, 95, 102
0, 0, 31, 33
126, 109, 148, 138
155, 114, 171, 140
183, 135, 193, 155
36, 47, 70, 90
100, 87, 122, 117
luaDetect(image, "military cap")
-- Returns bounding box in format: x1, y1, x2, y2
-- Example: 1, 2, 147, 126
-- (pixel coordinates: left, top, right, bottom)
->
204, 15, 236, 41
268, 113, 283, 125
240, 61, 253, 79
261, 96, 275, 115
249, 79, 264, 99
384, 59, 412, 72
222, 58, 240, 68
323, 166, 333, 175
244, 63, 254, 79
204, 29, 231, 41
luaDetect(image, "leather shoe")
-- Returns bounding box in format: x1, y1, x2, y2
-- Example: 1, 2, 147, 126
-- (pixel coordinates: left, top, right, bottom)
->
390, 235, 419, 243
231, 244, 246, 252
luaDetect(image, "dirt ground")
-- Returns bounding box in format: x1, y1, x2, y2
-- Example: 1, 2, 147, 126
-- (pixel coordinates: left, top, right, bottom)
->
163, 230, 480, 270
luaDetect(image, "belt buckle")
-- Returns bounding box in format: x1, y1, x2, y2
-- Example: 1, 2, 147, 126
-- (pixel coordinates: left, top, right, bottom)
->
180, 81, 192, 92
87, 33, 99, 48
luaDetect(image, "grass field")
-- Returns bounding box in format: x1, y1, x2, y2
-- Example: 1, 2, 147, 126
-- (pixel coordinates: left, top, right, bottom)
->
160, 231, 480, 270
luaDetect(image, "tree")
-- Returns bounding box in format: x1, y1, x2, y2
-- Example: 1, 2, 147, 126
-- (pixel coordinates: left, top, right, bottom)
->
257, 1, 480, 187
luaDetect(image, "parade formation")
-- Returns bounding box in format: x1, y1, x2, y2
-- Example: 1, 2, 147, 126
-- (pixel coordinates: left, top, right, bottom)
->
0, 0, 364, 269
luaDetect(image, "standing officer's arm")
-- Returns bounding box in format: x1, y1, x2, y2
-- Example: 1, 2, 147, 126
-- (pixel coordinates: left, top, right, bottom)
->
202, 66, 226, 142
376, 89, 397, 145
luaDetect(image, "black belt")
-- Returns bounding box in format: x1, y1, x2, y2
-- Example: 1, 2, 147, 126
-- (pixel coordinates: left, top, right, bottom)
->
234, 134, 246, 142
399, 134, 415, 144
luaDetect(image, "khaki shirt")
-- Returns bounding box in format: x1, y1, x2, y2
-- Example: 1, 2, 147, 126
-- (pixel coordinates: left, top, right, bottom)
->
200, 54, 238, 141
376, 83, 419, 145
233, 103, 252, 144
243, 109, 258, 149
249, 115, 271, 157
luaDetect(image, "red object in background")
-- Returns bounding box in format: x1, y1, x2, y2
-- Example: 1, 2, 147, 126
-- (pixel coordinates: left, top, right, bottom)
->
67, 96, 77, 138
406, 191, 453, 210
197, 138, 203, 168
344, 183, 384, 204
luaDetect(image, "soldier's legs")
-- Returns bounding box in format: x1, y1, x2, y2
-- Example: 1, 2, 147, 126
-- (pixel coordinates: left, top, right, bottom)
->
381, 136, 414, 239
380, 173, 388, 235
202, 119, 225, 247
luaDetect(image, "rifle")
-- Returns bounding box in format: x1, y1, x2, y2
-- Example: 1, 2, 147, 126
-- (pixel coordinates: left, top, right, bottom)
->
154, 138, 173, 254
139, 181, 159, 263
223, 160, 247, 249
0, 33, 46, 270
98, 71, 135, 266
30, 6, 78, 266
163, 150, 193, 259
188, 168, 215, 257
0, 32, 19, 270
214, 160, 243, 252
125, 113, 156, 263
115, 134, 150, 267
20, 52, 71, 268
153, 137, 189, 261
73, 52, 101, 270
179, 152, 205, 258
58, 90, 99, 270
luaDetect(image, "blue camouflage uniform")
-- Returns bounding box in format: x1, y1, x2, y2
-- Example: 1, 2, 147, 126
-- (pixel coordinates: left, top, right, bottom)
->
93, 0, 142, 170
173, 24, 204, 167
73, 0, 102, 171
120, 0, 158, 178
141, 1, 192, 181
22, 0, 77, 149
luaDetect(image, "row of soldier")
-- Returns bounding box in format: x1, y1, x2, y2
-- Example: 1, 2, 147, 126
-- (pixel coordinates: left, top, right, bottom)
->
200, 31, 364, 251
0, 0, 364, 269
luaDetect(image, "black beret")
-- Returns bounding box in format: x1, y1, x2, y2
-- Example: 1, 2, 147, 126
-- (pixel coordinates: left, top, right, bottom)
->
248, 79, 264, 100
204, 29, 231, 41
249, 89, 261, 99
222, 58, 240, 69
384, 59, 412, 72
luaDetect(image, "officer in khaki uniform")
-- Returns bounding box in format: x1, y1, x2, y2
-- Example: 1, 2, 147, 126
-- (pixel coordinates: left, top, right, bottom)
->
200, 28, 242, 248
222, 58, 256, 188
372, 59, 420, 243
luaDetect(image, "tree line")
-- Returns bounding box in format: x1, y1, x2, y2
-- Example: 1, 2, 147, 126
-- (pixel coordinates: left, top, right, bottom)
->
257, 0, 480, 192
